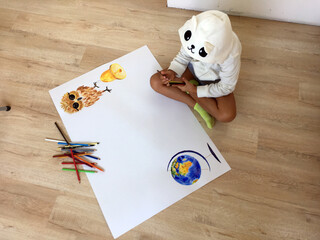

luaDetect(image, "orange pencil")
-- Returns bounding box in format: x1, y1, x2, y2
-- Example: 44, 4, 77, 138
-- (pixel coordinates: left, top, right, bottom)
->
74, 155, 104, 172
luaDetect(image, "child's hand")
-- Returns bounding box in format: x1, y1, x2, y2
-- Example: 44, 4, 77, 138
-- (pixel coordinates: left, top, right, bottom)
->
173, 77, 197, 94
159, 69, 176, 86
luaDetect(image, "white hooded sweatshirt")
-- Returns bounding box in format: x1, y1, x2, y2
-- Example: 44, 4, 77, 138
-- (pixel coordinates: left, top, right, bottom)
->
168, 10, 242, 98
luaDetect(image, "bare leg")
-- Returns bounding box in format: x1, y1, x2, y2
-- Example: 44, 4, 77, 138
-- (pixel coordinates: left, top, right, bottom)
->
189, 91, 236, 122
150, 68, 237, 123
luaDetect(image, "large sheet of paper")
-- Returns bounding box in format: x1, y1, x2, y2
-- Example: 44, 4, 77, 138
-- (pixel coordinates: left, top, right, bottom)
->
49, 46, 231, 238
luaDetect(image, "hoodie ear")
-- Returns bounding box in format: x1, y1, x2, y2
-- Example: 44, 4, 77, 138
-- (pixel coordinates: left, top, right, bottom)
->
191, 15, 197, 31
204, 42, 214, 54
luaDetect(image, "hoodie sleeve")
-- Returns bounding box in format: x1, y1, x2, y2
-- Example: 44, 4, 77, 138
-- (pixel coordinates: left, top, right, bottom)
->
197, 48, 241, 98
168, 47, 193, 77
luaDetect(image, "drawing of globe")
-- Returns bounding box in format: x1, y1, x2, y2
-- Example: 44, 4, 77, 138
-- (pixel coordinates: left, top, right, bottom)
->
170, 155, 201, 185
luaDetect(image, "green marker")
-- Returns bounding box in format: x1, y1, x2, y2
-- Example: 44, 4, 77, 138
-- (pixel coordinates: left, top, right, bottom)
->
62, 168, 97, 173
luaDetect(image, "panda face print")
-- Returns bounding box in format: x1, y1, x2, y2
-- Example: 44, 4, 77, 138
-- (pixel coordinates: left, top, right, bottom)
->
178, 11, 236, 64
183, 29, 208, 58
199, 47, 208, 57
184, 30, 192, 41
178, 15, 217, 63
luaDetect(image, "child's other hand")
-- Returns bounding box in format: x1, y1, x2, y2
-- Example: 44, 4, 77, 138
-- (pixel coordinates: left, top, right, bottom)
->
159, 69, 176, 85
173, 77, 197, 94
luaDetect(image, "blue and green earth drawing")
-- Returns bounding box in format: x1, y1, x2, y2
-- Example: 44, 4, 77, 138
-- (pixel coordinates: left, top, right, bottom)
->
170, 155, 201, 185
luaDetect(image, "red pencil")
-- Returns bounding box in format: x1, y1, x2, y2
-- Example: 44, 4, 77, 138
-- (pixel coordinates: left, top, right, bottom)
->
61, 162, 85, 165
70, 149, 81, 183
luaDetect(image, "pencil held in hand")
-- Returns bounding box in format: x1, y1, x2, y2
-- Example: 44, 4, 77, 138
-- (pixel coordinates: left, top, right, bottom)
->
168, 81, 185, 85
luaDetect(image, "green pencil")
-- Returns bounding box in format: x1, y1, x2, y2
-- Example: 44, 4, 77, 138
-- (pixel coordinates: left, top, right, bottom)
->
62, 168, 97, 173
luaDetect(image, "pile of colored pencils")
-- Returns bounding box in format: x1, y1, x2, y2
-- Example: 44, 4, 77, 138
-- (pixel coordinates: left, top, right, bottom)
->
46, 122, 103, 183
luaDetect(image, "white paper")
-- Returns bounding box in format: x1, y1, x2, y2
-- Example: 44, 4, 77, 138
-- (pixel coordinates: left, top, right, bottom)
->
49, 46, 231, 238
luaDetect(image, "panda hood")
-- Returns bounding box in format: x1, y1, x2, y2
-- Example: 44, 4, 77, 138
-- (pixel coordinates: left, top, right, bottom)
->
179, 10, 235, 64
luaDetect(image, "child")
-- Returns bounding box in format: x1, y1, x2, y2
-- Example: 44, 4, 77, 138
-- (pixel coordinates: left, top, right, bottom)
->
150, 10, 242, 129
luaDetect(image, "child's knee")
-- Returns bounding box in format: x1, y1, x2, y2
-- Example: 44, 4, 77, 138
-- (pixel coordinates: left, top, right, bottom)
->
150, 73, 162, 91
216, 110, 236, 123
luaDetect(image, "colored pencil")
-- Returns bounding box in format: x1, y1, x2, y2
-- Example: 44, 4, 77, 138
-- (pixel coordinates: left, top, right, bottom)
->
62, 148, 96, 152
70, 148, 81, 182
71, 151, 93, 154
62, 168, 97, 173
157, 70, 164, 75
55, 122, 81, 183
45, 138, 65, 143
53, 152, 92, 158
67, 150, 100, 160
75, 159, 95, 168
62, 162, 86, 165
59, 145, 88, 150
61, 161, 97, 165
58, 142, 95, 147
85, 155, 100, 160
157, 70, 184, 85
168, 80, 184, 85
74, 155, 104, 172
45, 138, 99, 145
54, 123, 69, 143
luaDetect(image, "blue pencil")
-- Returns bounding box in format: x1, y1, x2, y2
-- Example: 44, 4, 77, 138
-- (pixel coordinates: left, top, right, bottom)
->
85, 155, 100, 160
58, 142, 94, 147
61, 148, 96, 152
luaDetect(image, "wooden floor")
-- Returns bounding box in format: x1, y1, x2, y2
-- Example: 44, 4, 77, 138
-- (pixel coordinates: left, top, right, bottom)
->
1, 1, 320, 239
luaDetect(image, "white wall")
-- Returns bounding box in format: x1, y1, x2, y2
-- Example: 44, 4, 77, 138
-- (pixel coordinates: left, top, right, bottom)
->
167, 0, 320, 26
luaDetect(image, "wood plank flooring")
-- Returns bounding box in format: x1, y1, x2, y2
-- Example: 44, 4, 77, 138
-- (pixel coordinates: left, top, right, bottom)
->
0, 1, 319, 239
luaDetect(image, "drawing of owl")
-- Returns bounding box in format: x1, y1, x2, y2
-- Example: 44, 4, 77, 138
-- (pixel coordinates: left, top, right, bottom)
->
60, 83, 111, 114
